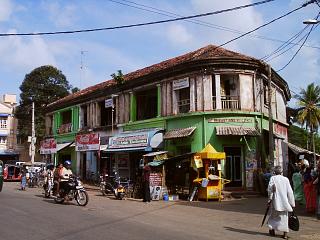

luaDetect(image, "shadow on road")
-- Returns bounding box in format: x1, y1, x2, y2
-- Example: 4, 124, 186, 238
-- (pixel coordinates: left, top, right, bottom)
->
224, 226, 270, 237
176, 197, 317, 218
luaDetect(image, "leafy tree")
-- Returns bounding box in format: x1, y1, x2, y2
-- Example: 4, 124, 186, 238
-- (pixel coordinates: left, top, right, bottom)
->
111, 70, 124, 85
16, 65, 73, 140
294, 83, 320, 164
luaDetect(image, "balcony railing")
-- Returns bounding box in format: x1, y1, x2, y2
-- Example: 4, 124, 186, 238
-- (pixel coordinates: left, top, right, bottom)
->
57, 123, 73, 134
212, 95, 240, 110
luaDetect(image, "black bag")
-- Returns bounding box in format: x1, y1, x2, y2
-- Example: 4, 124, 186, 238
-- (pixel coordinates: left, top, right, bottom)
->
288, 210, 299, 231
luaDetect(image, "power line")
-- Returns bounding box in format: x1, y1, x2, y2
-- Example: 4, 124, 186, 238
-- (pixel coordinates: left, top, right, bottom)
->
266, 24, 319, 62
260, 25, 310, 61
0, 0, 275, 37
108, 0, 320, 50
215, 0, 316, 50
277, 13, 320, 72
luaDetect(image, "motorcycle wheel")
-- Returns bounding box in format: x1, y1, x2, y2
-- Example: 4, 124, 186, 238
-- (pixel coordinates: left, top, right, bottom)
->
54, 197, 65, 204
75, 190, 89, 206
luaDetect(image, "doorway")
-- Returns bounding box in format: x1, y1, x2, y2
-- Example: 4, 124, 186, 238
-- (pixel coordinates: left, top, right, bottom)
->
224, 147, 242, 187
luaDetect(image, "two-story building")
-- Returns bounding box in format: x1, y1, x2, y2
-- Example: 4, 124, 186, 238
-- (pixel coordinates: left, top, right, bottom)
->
0, 94, 20, 163
45, 45, 291, 190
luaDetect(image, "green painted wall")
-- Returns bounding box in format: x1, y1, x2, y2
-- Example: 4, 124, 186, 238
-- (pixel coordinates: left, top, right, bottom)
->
124, 118, 166, 131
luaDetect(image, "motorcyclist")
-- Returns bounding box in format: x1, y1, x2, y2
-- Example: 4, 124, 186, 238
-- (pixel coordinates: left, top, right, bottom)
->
59, 160, 73, 197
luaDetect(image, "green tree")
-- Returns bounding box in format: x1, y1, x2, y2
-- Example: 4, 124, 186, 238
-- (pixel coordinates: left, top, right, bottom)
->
16, 65, 73, 140
294, 83, 320, 164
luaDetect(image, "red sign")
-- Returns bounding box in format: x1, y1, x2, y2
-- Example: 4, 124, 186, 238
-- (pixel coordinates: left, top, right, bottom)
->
75, 133, 99, 151
40, 138, 57, 154
149, 173, 162, 186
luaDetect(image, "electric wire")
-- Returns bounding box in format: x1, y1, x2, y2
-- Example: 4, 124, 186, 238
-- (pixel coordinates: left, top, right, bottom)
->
266, 24, 319, 62
260, 25, 310, 61
215, 1, 315, 50
109, 0, 320, 50
0, 0, 275, 36
276, 13, 320, 72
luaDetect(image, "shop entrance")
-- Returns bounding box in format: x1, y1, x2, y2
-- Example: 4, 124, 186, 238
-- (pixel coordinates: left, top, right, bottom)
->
224, 147, 242, 187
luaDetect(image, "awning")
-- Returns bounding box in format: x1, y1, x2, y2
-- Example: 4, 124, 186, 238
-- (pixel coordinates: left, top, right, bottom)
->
143, 151, 168, 160
163, 127, 196, 140
0, 133, 8, 137
105, 129, 163, 152
216, 126, 259, 136
56, 142, 73, 152
286, 142, 320, 157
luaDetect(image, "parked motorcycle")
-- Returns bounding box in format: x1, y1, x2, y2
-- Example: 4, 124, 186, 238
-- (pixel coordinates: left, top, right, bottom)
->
54, 176, 89, 206
99, 173, 125, 200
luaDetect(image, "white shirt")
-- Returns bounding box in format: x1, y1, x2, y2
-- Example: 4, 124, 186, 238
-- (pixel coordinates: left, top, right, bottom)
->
268, 175, 295, 212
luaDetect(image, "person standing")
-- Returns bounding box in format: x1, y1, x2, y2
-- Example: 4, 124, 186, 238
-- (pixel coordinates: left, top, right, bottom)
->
267, 166, 295, 239
292, 167, 305, 205
303, 167, 317, 213
142, 163, 151, 203
313, 161, 320, 220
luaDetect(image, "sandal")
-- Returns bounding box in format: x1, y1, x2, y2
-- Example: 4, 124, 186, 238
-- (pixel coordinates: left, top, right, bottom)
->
282, 232, 288, 239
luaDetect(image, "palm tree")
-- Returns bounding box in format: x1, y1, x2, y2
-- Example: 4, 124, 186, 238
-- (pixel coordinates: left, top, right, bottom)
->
295, 83, 320, 166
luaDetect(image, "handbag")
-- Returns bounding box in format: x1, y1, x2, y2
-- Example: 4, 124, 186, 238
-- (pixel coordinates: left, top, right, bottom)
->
288, 210, 299, 231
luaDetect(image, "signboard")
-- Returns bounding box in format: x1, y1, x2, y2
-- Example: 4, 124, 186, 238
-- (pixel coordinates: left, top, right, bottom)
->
192, 155, 203, 169
76, 133, 100, 151
173, 78, 189, 90
208, 118, 253, 123
149, 173, 162, 186
105, 98, 113, 108
109, 133, 148, 149
150, 186, 162, 200
40, 138, 57, 154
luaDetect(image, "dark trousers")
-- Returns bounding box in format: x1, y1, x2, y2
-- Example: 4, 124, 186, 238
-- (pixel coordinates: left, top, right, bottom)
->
143, 181, 151, 202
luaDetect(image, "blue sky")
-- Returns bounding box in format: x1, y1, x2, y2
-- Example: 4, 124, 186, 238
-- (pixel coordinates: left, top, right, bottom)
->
0, 0, 319, 106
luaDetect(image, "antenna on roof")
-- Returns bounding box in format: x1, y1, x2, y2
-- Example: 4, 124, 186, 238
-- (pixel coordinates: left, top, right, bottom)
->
80, 50, 88, 90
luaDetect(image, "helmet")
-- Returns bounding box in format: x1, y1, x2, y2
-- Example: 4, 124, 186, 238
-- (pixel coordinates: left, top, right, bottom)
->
64, 160, 71, 167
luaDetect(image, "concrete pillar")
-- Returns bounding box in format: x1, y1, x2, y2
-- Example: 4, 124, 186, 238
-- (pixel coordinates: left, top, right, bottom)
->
215, 74, 222, 110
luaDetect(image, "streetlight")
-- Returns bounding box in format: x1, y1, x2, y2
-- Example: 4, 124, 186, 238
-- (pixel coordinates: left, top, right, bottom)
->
303, 19, 320, 24
303, 17, 319, 168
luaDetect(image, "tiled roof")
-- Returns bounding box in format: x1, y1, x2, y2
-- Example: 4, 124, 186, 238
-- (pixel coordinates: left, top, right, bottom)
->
286, 142, 320, 156
48, 45, 258, 109
215, 126, 260, 136
164, 126, 196, 140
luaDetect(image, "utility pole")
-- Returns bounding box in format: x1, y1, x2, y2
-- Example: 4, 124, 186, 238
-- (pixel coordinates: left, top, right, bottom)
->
267, 64, 274, 167
31, 101, 35, 163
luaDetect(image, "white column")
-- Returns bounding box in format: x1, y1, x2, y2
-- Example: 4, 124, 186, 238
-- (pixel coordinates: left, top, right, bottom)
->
215, 74, 222, 110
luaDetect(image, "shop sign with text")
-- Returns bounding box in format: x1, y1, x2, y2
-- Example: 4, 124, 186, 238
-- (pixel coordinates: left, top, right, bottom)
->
76, 133, 100, 151
40, 138, 57, 154
109, 133, 148, 149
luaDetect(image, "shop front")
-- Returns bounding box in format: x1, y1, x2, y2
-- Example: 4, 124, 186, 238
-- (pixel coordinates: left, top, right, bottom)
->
75, 133, 100, 180
103, 129, 164, 183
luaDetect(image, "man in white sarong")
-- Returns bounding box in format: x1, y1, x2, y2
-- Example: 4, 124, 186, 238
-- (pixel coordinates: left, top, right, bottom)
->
267, 166, 295, 239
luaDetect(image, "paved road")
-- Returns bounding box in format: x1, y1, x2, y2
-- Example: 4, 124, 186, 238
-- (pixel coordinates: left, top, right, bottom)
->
0, 182, 319, 240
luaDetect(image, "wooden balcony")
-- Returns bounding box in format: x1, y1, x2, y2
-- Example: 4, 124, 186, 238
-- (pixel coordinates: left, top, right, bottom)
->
212, 96, 240, 110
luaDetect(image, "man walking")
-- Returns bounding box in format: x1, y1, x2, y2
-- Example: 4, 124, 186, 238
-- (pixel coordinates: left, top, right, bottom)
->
267, 166, 295, 239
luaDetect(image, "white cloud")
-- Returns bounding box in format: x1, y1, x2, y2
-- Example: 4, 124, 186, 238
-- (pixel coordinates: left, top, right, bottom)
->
42, 1, 78, 28
0, 0, 13, 22
0, 29, 56, 72
166, 24, 193, 45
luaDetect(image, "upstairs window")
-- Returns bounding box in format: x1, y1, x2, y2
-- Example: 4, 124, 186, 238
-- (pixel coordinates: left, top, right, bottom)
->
0, 117, 8, 129
136, 88, 157, 121
99, 100, 114, 126
173, 78, 190, 114
80, 105, 88, 128
61, 110, 72, 124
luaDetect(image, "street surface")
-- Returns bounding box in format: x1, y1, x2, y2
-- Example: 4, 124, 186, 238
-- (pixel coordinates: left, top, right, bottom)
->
0, 182, 319, 240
